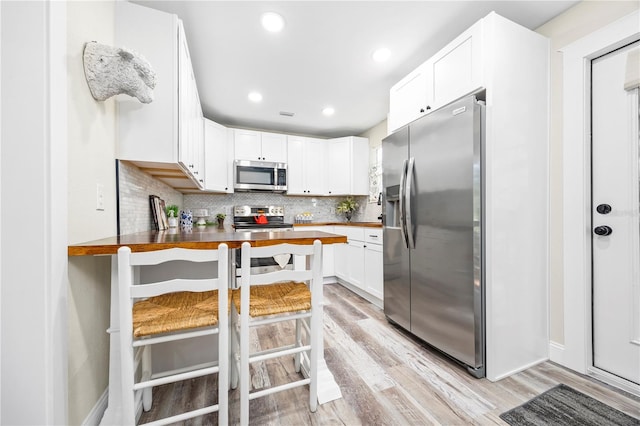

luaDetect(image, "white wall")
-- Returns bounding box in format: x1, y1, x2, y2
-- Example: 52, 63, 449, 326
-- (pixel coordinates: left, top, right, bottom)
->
1, 2, 68, 424
535, 0, 639, 346
66, 2, 117, 424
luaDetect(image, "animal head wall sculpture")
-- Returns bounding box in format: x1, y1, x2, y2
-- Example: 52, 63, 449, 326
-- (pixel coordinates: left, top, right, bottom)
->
83, 41, 156, 103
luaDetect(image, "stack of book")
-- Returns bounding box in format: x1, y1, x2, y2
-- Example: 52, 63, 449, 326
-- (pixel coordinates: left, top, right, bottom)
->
149, 195, 169, 231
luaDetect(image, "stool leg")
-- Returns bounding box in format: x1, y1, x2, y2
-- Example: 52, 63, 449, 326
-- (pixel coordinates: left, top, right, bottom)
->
294, 318, 302, 373
230, 306, 239, 390
240, 315, 250, 426
141, 346, 152, 411
309, 309, 319, 412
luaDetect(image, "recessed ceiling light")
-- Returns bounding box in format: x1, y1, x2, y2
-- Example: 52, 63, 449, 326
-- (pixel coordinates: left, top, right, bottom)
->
322, 107, 335, 116
248, 91, 263, 103
261, 12, 285, 33
372, 47, 391, 63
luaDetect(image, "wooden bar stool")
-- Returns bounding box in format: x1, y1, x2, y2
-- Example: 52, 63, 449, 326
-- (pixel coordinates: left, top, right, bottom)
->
231, 240, 322, 426
117, 245, 230, 425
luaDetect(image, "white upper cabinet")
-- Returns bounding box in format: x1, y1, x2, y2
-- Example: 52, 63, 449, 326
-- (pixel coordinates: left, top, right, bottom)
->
260, 132, 288, 162
327, 137, 369, 196
388, 63, 432, 133
428, 19, 483, 110
177, 21, 205, 188
116, 2, 205, 191
234, 129, 287, 163
204, 119, 233, 193
287, 136, 327, 195
388, 16, 483, 133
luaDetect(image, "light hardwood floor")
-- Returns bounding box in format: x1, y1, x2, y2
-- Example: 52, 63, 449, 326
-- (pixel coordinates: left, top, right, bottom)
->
140, 283, 640, 425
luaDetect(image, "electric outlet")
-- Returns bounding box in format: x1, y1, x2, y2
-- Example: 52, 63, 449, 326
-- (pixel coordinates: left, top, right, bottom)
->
96, 183, 105, 211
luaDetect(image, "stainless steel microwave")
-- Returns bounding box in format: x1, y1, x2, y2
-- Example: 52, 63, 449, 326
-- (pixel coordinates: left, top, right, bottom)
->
233, 160, 287, 192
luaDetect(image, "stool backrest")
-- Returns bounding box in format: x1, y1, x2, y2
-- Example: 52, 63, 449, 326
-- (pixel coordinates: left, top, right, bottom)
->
240, 241, 322, 287
118, 246, 228, 300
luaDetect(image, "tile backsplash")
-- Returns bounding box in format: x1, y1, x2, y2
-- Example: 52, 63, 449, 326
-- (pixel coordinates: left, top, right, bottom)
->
118, 161, 382, 233
118, 161, 184, 234
184, 192, 381, 225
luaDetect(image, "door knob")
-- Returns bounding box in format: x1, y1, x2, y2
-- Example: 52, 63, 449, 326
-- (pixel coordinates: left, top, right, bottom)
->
594, 225, 613, 236
596, 204, 612, 214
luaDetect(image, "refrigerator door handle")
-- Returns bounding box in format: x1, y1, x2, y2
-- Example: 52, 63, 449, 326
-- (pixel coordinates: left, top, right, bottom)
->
399, 159, 409, 248
405, 157, 416, 249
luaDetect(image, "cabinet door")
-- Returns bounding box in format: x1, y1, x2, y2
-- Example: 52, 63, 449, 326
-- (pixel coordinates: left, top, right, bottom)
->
333, 242, 348, 281
234, 129, 262, 161
364, 243, 383, 300
304, 138, 327, 195
286, 136, 306, 195
293, 226, 334, 277
204, 119, 232, 192
178, 21, 204, 188
350, 137, 369, 195
429, 20, 483, 109
260, 132, 287, 162
346, 239, 365, 290
327, 138, 350, 195
388, 63, 432, 133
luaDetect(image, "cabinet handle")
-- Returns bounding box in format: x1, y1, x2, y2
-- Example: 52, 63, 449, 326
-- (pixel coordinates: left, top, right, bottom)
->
194, 171, 198, 175
369, 235, 378, 238
199, 179, 203, 183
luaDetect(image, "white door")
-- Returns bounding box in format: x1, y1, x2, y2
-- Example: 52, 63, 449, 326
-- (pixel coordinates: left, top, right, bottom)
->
592, 41, 640, 385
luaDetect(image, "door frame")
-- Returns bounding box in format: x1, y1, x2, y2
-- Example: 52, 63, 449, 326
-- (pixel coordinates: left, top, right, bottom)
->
560, 10, 640, 396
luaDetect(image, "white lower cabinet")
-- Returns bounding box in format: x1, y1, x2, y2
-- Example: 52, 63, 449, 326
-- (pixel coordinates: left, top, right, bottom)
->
293, 226, 334, 279
364, 229, 383, 300
333, 226, 383, 307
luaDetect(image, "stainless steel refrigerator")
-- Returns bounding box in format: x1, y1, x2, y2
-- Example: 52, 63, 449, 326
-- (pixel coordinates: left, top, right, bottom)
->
382, 94, 485, 378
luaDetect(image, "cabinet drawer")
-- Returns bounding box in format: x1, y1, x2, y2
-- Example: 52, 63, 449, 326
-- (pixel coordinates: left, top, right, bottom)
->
364, 229, 383, 245
334, 226, 365, 242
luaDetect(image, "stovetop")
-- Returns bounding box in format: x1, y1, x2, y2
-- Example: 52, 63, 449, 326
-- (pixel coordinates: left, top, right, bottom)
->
233, 205, 293, 230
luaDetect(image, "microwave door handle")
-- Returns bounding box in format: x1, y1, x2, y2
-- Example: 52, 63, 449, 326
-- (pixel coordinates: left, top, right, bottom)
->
399, 159, 409, 248
405, 157, 416, 249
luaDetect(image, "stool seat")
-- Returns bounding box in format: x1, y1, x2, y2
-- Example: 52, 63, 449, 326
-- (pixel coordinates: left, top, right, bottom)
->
231, 282, 310, 318
133, 289, 232, 337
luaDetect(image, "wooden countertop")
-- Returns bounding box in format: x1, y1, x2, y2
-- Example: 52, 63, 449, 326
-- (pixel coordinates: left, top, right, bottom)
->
68, 227, 347, 256
293, 222, 382, 228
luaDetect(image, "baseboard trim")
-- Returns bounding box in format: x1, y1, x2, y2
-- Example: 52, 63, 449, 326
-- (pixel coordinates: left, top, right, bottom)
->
82, 388, 108, 426
549, 340, 565, 365
335, 278, 382, 309
488, 356, 548, 382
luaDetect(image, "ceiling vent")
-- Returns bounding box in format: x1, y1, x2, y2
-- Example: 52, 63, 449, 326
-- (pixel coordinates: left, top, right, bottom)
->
279, 111, 295, 117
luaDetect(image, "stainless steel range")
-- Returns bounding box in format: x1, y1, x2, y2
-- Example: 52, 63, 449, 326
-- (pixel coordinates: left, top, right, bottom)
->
232, 205, 293, 232
233, 205, 294, 275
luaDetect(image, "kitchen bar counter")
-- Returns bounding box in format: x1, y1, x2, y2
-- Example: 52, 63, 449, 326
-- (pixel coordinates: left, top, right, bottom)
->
293, 221, 382, 228
70, 227, 346, 424
68, 227, 347, 256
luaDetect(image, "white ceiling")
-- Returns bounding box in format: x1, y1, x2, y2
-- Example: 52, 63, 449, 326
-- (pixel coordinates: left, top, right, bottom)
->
133, 1, 577, 138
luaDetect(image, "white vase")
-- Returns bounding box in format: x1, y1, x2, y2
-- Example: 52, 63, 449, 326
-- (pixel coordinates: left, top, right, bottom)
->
168, 217, 178, 228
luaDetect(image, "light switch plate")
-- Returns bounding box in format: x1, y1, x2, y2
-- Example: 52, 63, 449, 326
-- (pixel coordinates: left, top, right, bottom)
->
96, 183, 105, 211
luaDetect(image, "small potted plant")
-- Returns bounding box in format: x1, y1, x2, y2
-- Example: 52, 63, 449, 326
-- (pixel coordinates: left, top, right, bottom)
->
166, 204, 179, 228
215, 213, 226, 229
336, 197, 358, 222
